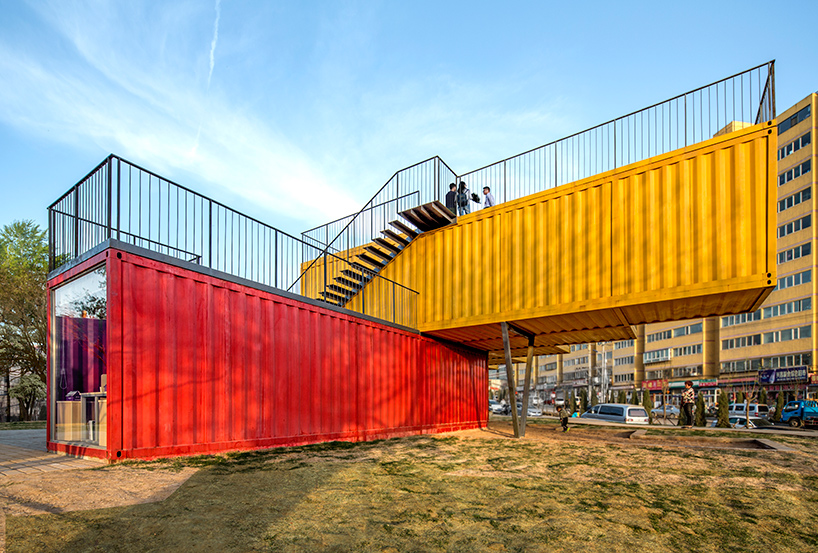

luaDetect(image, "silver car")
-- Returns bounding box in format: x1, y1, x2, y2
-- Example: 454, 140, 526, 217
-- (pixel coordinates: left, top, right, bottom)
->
581, 403, 650, 424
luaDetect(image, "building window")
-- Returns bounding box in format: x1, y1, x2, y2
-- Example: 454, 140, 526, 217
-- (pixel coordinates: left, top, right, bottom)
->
570, 344, 588, 352
778, 186, 812, 212
778, 131, 811, 160
673, 366, 701, 378
596, 351, 613, 363
614, 340, 634, 349
778, 105, 811, 135
778, 242, 811, 265
647, 330, 672, 343
763, 297, 812, 319
614, 373, 634, 383
721, 334, 762, 350
761, 352, 811, 369
673, 322, 703, 337
721, 359, 763, 373
563, 356, 589, 368
721, 310, 762, 327
644, 348, 671, 364
777, 214, 811, 238
614, 355, 635, 366
673, 344, 703, 357
763, 325, 812, 344
541, 362, 557, 372
775, 269, 811, 292
778, 159, 812, 186
563, 370, 588, 381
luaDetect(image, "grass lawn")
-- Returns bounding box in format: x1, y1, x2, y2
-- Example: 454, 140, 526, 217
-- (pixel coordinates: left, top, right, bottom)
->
6, 420, 818, 552
0, 421, 45, 431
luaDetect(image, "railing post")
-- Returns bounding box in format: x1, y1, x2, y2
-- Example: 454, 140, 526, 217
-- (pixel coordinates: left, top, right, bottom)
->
73, 184, 80, 259
208, 200, 213, 269
613, 121, 617, 170
323, 249, 328, 302
47, 208, 54, 271
116, 158, 121, 240
274, 229, 279, 289
393, 281, 396, 324
106, 157, 112, 240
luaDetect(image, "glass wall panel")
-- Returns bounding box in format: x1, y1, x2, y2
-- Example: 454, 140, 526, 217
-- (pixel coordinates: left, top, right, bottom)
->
51, 265, 107, 447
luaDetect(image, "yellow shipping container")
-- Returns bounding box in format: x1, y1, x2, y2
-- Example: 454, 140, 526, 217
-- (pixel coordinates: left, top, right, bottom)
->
347, 121, 778, 353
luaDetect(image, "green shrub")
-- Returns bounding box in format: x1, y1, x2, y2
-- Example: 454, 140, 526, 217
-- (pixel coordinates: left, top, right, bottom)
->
716, 391, 731, 428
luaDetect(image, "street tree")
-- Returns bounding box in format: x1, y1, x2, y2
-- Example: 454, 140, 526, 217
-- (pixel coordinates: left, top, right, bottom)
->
716, 390, 731, 428
774, 392, 785, 422
617, 390, 627, 404
694, 393, 707, 427
759, 387, 768, 406
579, 389, 588, 413
0, 221, 48, 387
9, 373, 46, 421
642, 391, 654, 423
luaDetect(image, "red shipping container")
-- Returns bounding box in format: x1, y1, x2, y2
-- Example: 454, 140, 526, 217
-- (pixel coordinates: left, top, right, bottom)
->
47, 245, 488, 461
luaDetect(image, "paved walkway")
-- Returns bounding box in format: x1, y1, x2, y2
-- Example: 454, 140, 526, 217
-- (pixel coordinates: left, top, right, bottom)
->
0, 430, 104, 477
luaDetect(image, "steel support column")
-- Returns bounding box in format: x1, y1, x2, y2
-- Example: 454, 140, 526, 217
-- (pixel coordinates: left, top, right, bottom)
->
501, 322, 520, 438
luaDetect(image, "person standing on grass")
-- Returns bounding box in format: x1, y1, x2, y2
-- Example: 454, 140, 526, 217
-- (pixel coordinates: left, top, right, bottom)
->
559, 403, 571, 432
681, 380, 695, 428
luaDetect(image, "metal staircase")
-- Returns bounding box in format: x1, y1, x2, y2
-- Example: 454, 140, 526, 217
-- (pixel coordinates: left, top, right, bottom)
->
319, 201, 456, 307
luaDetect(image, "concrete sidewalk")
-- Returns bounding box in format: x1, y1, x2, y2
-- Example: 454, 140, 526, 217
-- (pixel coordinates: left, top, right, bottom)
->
0, 430, 104, 477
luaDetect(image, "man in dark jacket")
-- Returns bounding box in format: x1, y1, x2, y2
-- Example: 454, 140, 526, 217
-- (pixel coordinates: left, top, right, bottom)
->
445, 182, 457, 213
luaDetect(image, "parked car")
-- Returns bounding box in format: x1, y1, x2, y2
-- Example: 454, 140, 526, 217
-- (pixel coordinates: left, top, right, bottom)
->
711, 416, 778, 430
728, 403, 770, 419
489, 400, 508, 415
650, 406, 680, 417
581, 403, 650, 424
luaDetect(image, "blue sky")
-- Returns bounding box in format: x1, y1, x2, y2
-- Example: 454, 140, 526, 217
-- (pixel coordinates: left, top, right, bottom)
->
1, 0, 817, 237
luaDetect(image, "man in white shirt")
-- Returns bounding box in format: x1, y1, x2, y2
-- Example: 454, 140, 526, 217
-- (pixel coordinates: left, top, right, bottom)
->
482, 186, 496, 209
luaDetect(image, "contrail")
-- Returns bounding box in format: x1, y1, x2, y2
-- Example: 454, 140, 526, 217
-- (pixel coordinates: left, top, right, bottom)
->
193, 0, 220, 156
207, 0, 221, 89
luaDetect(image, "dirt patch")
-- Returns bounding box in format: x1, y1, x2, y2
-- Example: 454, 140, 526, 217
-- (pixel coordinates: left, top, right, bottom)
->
0, 465, 197, 517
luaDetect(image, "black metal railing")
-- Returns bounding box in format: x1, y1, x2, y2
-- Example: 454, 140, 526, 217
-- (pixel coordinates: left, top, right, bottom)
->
48, 155, 418, 328
460, 61, 776, 204
294, 156, 456, 291
297, 62, 775, 282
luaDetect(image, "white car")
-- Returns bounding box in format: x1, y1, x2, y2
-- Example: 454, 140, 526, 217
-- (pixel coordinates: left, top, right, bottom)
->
711, 416, 776, 429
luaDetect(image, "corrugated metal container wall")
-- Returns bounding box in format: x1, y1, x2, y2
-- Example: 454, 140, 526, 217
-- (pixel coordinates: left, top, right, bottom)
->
109, 249, 486, 460
353, 123, 777, 333
47, 248, 487, 461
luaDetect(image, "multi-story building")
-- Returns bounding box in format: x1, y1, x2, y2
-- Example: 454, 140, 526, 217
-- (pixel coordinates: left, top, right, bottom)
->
527, 93, 817, 407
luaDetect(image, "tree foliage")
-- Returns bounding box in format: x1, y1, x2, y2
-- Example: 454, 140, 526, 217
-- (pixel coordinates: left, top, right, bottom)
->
9, 373, 46, 421
716, 390, 731, 428
617, 390, 627, 404
579, 389, 588, 413
642, 390, 654, 415
0, 221, 48, 383
759, 387, 768, 406
774, 392, 785, 422
694, 393, 707, 427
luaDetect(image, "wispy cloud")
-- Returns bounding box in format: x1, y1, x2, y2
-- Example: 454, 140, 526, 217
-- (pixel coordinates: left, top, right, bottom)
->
0, 1, 360, 232
0, 1, 571, 233
208, 0, 220, 89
